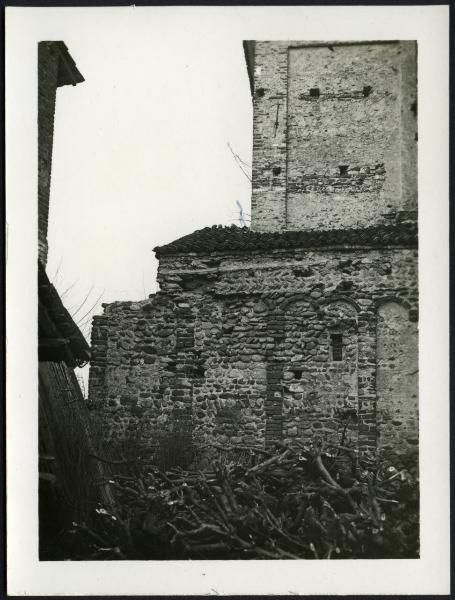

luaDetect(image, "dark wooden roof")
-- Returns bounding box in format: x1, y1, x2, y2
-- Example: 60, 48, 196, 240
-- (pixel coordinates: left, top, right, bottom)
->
39, 41, 85, 87
38, 262, 90, 367
154, 222, 418, 257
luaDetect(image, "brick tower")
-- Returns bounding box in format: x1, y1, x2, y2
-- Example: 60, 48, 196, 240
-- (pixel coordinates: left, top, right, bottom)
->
244, 41, 417, 233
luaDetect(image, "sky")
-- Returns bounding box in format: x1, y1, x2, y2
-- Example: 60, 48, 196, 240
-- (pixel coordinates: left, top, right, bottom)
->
39, 9, 253, 391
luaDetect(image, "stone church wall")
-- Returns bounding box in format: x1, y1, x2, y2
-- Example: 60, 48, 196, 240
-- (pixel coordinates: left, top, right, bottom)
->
89, 245, 417, 466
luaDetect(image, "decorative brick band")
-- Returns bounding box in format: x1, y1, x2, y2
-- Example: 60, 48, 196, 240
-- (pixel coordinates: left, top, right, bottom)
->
265, 362, 284, 448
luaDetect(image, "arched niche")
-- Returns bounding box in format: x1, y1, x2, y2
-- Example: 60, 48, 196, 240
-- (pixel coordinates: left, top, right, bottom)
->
318, 301, 359, 439
376, 301, 418, 464
281, 299, 359, 447
282, 298, 317, 361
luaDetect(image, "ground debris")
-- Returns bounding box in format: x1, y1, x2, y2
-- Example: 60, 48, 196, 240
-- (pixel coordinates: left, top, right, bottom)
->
64, 443, 419, 560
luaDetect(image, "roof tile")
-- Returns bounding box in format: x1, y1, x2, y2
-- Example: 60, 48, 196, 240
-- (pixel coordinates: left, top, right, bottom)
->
154, 223, 417, 257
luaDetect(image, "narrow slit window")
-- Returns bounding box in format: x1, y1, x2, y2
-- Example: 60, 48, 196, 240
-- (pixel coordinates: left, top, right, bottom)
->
331, 334, 343, 361
309, 87, 320, 97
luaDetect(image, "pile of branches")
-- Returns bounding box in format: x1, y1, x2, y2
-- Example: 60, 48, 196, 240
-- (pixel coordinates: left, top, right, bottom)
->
63, 443, 419, 560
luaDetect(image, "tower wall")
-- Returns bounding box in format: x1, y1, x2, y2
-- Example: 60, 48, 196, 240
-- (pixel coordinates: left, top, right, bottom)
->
250, 41, 417, 233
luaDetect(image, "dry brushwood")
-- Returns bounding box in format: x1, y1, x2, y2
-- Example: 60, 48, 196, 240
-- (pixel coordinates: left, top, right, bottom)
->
63, 443, 419, 560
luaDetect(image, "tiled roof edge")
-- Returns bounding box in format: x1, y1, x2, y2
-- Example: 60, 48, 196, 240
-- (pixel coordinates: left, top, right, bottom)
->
38, 261, 91, 364
153, 222, 418, 257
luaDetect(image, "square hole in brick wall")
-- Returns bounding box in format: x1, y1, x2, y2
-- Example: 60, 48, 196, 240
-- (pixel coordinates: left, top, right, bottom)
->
309, 88, 320, 97
339, 165, 349, 176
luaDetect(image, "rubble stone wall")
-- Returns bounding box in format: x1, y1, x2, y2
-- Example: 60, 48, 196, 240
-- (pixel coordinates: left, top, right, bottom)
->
89, 245, 418, 466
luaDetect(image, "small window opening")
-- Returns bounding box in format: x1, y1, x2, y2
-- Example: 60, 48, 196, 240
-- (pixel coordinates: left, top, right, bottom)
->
291, 368, 303, 380
339, 165, 349, 176
309, 87, 320, 97
331, 334, 343, 361
363, 85, 372, 97
256, 87, 265, 97
272, 167, 281, 176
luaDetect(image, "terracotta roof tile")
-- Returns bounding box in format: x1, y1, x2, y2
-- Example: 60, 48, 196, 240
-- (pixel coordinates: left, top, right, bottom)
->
154, 223, 417, 257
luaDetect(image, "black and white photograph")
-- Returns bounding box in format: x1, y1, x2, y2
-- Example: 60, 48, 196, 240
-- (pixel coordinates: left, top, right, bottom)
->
6, 5, 450, 596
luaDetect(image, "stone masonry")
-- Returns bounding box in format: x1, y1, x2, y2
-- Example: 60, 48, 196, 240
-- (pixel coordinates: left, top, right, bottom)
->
89, 41, 418, 469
